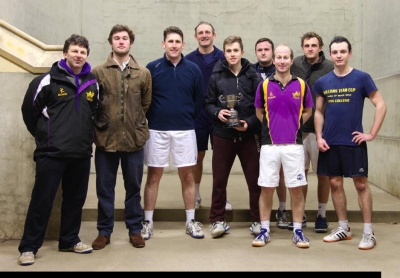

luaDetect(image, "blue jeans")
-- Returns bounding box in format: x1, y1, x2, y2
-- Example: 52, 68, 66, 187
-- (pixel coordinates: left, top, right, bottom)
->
95, 148, 144, 236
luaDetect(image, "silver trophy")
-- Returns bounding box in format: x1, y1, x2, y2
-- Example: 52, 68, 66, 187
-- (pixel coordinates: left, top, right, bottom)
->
218, 93, 243, 128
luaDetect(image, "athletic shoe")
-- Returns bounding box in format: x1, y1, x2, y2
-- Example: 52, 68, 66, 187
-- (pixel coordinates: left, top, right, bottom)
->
292, 229, 310, 248
315, 215, 329, 233
186, 219, 204, 239
209, 221, 230, 238
275, 209, 290, 229
252, 228, 270, 247
225, 198, 233, 211
141, 220, 153, 240
358, 232, 377, 250
18, 251, 35, 266
288, 214, 307, 230
249, 222, 261, 235
195, 194, 202, 210
59, 242, 93, 253
323, 227, 352, 242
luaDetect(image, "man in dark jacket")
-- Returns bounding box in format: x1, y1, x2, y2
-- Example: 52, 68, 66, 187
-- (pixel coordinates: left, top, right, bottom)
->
288, 32, 334, 233
91, 24, 151, 250
205, 35, 263, 238
19, 34, 98, 266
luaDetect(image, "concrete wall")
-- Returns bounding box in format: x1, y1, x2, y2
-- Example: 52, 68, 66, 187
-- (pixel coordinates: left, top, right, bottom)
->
0, 0, 399, 240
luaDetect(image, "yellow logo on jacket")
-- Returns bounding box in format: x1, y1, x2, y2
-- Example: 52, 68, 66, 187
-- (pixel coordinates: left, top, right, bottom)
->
292, 91, 300, 99
58, 88, 67, 97
86, 91, 95, 102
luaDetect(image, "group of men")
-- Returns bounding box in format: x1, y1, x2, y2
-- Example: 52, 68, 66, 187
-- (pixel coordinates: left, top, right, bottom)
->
18, 20, 386, 266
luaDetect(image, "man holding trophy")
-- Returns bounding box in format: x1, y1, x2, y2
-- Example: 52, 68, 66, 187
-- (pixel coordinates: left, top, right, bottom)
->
204, 35, 263, 238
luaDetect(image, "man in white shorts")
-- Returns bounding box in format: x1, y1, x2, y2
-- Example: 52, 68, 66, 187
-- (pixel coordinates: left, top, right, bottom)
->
141, 26, 205, 240
252, 44, 313, 249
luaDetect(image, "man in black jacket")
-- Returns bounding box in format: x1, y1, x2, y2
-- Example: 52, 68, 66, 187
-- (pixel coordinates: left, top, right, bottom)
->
19, 34, 98, 266
205, 35, 263, 239
287, 31, 334, 233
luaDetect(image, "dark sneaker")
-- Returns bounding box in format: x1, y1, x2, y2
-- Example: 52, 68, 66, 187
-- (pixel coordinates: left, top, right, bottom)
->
288, 215, 307, 230
275, 209, 290, 229
315, 215, 329, 233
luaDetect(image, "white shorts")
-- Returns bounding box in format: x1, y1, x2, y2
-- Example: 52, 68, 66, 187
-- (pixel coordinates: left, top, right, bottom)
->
144, 129, 197, 167
258, 144, 307, 188
303, 132, 318, 171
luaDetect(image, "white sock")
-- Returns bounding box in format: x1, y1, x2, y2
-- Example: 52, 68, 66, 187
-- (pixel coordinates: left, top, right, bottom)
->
279, 202, 286, 211
195, 183, 200, 197
318, 203, 327, 217
144, 210, 154, 225
338, 220, 349, 231
293, 222, 302, 231
260, 220, 270, 231
185, 209, 195, 225
363, 223, 373, 234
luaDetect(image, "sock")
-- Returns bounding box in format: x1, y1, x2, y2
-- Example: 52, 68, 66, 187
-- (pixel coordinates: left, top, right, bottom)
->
338, 220, 349, 231
144, 210, 154, 225
293, 222, 302, 231
279, 202, 286, 212
317, 203, 327, 217
195, 183, 200, 197
363, 223, 373, 234
260, 220, 270, 231
185, 209, 195, 225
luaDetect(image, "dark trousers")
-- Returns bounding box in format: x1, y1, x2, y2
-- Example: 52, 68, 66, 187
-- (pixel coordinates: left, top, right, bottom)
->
18, 156, 91, 253
95, 148, 144, 236
209, 135, 261, 223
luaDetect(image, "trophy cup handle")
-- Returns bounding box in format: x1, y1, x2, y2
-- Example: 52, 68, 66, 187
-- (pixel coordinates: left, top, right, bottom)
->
218, 95, 226, 103
237, 93, 243, 102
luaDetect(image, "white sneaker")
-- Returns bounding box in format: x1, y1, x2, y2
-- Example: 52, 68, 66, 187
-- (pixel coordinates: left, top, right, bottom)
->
249, 222, 261, 235
186, 219, 204, 239
18, 251, 35, 266
225, 198, 233, 211
59, 242, 93, 253
358, 232, 376, 250
141, 220, 153, 240
209, 221, 230, 238
195, 195, 202, 210
252, 228, 270, 247
323, 227, 352, 242
292, 229, 310, 248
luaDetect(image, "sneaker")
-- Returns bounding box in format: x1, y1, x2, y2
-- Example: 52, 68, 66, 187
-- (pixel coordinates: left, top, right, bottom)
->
252, 228, 271, 247
276, 209, 290, 229
141, 220, 153, 240
59, 242, 93, 253
186, 219, 204, 239
249, 222, 261, 235
225, 198, 233, 211
18, 251, 35, 266
315, 215, 329, 233
292, 229, 310, 248
195, 195, 202, 210
209, 221, 230, 238
358, 232, 377, 250
288, 214, 307, 230
323, 227, 352, 242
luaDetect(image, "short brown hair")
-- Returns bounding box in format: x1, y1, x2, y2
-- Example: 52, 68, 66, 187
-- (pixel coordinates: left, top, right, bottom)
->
108, 24, 135, 44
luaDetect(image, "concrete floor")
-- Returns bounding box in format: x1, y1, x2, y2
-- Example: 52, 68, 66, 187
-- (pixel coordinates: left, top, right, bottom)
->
1, 173, 400, 275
